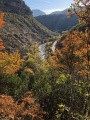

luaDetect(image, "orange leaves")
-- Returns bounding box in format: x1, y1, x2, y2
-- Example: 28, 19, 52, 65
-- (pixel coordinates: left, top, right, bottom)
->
0, 13, 4, 28
51, 29, 90, 76
0, 92, 47, 120
0, 95, 18, 119
0, 38, 5, 50
70, 0, 90, 24
67, 16, 70, 19
0, 13, 5, 50
20, 92, 47, 120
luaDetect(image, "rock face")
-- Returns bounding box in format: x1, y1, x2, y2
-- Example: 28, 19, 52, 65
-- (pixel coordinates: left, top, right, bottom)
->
0, 0, 32, 16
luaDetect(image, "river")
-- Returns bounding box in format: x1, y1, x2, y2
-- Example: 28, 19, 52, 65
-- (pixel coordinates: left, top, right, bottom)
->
38, 41, 57, 59
38, 43, 47, 59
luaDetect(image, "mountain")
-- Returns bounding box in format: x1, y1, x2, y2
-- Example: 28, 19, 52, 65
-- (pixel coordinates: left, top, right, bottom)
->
35, 14, 79, 33
0, 0, 53, 55
0, 0, 32, 16
32, 9, 46, 17
50, 9, 68, 15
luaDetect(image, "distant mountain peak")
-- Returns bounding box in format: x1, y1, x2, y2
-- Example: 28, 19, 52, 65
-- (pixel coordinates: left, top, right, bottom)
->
50, 8, 69, 15
32, 9, 46, 17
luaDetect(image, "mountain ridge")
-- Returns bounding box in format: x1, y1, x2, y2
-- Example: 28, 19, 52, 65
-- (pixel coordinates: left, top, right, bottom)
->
50, 8, 68, 15
35, 14, 78, 33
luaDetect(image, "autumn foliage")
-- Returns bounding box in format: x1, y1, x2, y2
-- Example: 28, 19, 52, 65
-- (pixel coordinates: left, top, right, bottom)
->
0, 38, 5, 51
0, 0, 90, 119
0, 92, 47, 120
0, 13, 5, 51
51, 29, 90, 78
0, 13, 4, 28
67, 0, 90, 24
0, 13, 46, 119
0, 13, 24, 75
0, 50, 24, 74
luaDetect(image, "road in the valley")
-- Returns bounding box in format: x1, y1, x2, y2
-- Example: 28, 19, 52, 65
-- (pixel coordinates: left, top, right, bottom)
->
51, 41, 57, 52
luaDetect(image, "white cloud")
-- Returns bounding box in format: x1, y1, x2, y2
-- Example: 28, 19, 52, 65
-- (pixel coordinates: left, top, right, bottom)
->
43, 8, 64, 14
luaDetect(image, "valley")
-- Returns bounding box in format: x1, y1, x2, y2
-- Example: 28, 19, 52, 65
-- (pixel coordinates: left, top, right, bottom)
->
35, 12, 78, 33
0, 0, 90, 120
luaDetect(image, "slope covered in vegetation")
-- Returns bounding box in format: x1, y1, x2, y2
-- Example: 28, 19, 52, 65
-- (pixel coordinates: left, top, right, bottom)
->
0, 0, 53, 55
56, 23, 90, 49
35, 14, 78, 33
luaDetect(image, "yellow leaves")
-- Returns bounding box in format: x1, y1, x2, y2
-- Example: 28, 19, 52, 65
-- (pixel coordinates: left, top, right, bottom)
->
70, 0, 90, 24
0, 50, 24, 75
24, 66, 34, 75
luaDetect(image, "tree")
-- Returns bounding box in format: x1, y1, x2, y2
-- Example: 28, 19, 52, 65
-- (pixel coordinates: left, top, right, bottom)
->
51, 29, 90, 117
51, 31, 81, 74
51, 30, 90, 78
0, 92, 47, 120
0, 50, 24, 74
68, 0, 90, 24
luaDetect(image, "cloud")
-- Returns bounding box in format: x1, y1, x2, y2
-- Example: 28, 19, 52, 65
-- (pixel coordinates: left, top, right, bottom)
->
43, 8, 64, 14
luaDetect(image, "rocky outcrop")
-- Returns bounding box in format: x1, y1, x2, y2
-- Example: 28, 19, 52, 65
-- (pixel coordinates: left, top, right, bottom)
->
0, 0, 32, 16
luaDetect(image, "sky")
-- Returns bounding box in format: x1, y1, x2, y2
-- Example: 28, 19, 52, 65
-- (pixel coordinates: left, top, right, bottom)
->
24, 0, 74, 14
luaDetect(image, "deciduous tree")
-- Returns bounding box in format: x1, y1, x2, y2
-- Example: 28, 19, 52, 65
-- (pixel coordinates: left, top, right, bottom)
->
51, 30, 90, 78
0, 92, 47, 120
68, 0, 90, 24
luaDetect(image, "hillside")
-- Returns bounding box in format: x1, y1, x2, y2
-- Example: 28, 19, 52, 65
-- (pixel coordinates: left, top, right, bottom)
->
56, 23, 90, 49
32, 9, 46, 17
0, 0, 53, 55
35, 14, 78, 33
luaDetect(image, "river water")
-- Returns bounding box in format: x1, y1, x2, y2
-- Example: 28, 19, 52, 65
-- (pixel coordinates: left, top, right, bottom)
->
38, 41, 57, 59
38, 43, 47, 59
